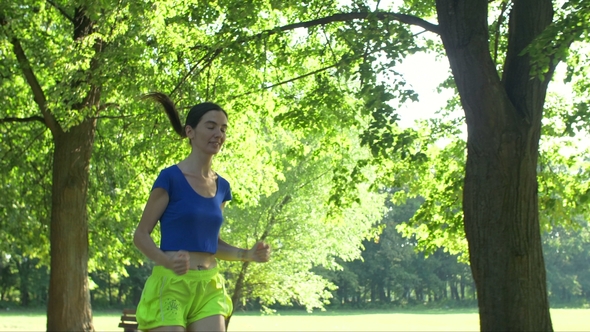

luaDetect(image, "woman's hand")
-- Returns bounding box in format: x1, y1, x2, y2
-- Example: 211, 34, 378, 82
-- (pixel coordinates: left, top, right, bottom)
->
246, 242, 271, 263
216, 238, 271, 262
167, 250, 190, 275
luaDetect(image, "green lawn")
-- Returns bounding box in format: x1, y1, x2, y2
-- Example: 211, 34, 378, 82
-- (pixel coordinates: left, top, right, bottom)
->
0, 308, 588, 331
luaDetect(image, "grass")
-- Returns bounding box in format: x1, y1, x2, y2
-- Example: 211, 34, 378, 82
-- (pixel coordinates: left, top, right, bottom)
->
0, 308, 588, 331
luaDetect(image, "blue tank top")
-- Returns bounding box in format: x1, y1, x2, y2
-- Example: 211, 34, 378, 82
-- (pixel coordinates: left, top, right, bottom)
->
152, 165, 232, 253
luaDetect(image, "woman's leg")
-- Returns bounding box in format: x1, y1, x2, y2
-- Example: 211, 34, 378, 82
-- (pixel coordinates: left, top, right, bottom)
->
186, 315, 225, 332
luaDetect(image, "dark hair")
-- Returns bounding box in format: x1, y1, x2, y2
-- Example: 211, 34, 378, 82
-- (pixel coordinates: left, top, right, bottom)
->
142, 92, 227, 138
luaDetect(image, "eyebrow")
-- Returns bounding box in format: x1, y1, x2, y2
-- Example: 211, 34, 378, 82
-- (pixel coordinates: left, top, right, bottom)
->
204, 120, 228, 127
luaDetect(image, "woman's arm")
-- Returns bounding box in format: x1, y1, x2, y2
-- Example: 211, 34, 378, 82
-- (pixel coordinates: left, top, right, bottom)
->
216, 201, 271, 262
216, 238, 271, 262
133, 188, 189, 274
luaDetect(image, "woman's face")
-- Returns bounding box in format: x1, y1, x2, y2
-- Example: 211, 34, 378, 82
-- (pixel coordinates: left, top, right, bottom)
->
186, 110, 228, 155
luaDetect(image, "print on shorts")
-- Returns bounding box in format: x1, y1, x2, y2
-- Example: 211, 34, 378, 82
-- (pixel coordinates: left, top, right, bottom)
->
164, 298, 180, 317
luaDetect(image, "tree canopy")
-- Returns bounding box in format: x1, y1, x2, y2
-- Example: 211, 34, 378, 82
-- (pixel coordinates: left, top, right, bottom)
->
2, 0, 590, 331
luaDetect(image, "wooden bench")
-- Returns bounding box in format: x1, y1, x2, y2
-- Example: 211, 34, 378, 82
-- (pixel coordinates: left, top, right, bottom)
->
118, 308, 138, 332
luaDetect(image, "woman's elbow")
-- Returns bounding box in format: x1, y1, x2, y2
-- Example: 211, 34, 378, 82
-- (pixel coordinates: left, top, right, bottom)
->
133, 228, 145, 249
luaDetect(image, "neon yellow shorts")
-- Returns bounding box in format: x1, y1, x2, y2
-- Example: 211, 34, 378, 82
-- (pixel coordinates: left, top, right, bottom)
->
136, 266, 233, 330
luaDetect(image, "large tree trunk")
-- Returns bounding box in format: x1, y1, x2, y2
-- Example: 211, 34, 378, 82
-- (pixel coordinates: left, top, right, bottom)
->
435, 0, 554, 330
47, 118, 97, 331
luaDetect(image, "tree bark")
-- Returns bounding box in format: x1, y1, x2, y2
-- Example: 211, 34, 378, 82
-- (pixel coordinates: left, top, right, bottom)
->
435, 0, 554, 330
46, 118, 97, 331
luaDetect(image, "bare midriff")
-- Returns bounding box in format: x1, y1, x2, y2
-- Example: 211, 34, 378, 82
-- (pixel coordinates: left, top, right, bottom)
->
162, 251, 218, 270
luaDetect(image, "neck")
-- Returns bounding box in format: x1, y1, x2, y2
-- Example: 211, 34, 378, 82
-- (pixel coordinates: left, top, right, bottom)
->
181, 151, 215, 177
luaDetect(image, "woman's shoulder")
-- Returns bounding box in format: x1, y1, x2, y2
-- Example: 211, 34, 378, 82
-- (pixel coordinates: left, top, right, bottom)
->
215, 173, 232, 201
158, 164, 181, 176
153, 165, 183, 185
216, 173, 232, 190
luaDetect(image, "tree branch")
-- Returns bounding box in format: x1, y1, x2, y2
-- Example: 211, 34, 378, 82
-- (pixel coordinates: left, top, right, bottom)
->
46, 0, 74, 23
493, 0, 510, 64
178, 11, 438, 98
93, 114, 134, 120
502, 0, 555, 121
0, 128, 48, 168
191, 11, 438, 53
0, 116, 46, 124
169, 48, 223, 97
2, 18, 63, 136
270, 11, 439, 35
98, 102, 119, 112
229, 63, 339, 100
228, 36, 412, 100
10, 37, 62, 136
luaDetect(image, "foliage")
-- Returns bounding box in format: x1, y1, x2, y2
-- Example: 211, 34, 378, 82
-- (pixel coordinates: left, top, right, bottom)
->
544, 220, 590, 306
2, 1, 590, 328
2, 0, 403, 314
319, 194, 475, 308
0, 216, 588, 310
220, 118, 387, 312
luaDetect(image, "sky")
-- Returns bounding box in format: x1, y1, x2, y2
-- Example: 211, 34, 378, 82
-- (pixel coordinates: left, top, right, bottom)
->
393, 51, 578, 126
393, 52, 453, 129
389, 48, 588, 159
339, 0, 585, 153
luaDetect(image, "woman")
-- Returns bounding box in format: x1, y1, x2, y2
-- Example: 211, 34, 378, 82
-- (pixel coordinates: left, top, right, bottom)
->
134, 92, 271, 331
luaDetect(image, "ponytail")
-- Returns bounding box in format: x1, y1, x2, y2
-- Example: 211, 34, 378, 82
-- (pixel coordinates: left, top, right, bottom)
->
143, 92, 228, 138
142, 92, 186, 137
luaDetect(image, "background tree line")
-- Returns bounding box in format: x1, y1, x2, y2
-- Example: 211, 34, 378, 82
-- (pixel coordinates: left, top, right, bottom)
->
2, 195, 589, 310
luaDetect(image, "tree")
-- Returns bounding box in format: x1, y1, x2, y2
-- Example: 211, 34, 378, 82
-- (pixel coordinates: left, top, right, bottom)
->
3, 0, 590, 330
433, 2, 554, 328
323, 194, 475, 308
543, 221, 590, 305
220, 123, 386, 322
246, 2, 589, 327
242, 1, 590, 329
270, 1, 588, 329
2, 1, 387, 329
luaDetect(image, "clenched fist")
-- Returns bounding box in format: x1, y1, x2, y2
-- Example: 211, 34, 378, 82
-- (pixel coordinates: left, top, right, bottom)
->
247, 242, 271, 263
167, 250, 190, 275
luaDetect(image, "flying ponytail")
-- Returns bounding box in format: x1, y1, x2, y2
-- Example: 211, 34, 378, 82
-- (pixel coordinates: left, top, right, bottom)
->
142, 92, 186, 137
143, 92, 228, 138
